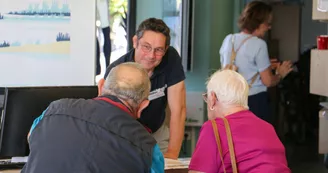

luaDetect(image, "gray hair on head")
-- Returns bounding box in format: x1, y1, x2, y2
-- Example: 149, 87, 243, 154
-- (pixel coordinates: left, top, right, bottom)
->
206, 69, 249, 109
102, 62, 150, 108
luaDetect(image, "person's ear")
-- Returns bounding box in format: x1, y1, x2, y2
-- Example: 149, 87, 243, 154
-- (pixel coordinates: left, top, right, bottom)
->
209, 91, 217, 108
165, 45, 169, 51
132, 35, 138, 48
137, 100, 150, 118
97, 78, 105, 96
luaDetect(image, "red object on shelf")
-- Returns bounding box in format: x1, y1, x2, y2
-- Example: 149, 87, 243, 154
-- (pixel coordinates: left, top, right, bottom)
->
317, 35, 328, 50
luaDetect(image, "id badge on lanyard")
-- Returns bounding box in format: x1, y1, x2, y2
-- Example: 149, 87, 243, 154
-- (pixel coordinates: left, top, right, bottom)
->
148, 85, 167, 101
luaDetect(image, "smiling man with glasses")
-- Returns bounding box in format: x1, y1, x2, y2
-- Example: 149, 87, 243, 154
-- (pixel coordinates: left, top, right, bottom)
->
99, 18, 186, 160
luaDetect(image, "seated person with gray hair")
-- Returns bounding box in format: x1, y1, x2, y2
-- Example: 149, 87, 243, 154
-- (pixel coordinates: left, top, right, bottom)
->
22, 62, 164, 173
189, 70, 290, 173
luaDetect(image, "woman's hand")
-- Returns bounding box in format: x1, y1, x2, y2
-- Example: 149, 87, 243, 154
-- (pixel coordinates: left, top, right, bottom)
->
276, 61, 293, 79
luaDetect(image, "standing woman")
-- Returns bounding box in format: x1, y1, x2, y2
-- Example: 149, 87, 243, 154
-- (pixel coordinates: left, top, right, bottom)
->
96, 0, 111, 76
219, 1, 293, 123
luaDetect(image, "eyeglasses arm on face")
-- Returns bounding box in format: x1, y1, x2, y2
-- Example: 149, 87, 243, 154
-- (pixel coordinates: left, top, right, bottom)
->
202, 93, 208, 103
202, 92, 219, 103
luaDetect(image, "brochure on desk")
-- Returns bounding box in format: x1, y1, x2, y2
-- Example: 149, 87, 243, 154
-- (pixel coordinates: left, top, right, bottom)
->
165, 158, 190, 170
11, 156, 28, 163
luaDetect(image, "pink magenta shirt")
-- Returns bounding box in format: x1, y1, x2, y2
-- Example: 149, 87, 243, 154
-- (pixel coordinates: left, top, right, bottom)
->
189, 110, 290, 173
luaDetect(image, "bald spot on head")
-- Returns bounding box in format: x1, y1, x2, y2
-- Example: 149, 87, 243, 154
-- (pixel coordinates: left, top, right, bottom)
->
115, 65, 144, 88
102, 62, 150, 106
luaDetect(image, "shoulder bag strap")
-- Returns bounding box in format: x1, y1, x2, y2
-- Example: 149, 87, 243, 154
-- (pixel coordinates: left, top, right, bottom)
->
230, 35, 253, 65
235, 35, 253, 52
249, 73, 259, 88
230, 34, 259, 88
211, 120, 227, 173
229, 35, 237, 66
222, 118, 238, 173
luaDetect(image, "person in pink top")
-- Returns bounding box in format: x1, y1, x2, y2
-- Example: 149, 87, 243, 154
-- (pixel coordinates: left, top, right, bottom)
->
189, 70, 290, 173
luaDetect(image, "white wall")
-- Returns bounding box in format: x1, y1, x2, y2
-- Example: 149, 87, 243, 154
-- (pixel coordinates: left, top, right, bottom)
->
271, 5, 300, 62
300, 0, 327, 52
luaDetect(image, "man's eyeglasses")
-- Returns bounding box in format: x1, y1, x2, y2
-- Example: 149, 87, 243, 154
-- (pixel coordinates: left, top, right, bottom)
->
140, 43, 166, 56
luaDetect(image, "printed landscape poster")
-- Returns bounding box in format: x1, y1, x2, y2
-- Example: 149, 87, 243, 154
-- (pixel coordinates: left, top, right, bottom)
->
0, 0, 71, 59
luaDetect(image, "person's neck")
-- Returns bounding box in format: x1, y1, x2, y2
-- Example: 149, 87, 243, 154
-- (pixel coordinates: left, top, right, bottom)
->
117, 98, 137, 118
241, 30, 259, 37
147, 70, 154, 77
218, 105, 246, 117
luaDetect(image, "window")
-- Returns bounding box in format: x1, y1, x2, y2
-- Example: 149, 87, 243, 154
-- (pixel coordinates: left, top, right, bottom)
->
96, 0, 128, 80
163, 0, 193, 72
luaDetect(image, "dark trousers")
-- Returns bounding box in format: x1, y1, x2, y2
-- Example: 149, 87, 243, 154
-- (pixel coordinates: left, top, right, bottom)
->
324, 154, 328, 169
248, 92, 271, 123
96, 26, 111, 75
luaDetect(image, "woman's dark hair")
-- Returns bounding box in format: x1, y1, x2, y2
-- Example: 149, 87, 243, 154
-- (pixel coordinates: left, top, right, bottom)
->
135, 18, 171, 46
238, 1, 272, 33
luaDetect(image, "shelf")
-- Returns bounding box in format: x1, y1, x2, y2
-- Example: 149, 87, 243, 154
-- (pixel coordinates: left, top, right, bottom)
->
310, 49, 328, 97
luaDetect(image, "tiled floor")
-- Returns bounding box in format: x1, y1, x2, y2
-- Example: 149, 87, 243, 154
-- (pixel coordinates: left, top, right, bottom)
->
285, 137, 328, 173
291, 162, 328, 173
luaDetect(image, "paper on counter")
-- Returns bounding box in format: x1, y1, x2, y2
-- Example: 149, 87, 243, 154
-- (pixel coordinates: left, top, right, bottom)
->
164, 158, 190, 170
11, 156, 28, 163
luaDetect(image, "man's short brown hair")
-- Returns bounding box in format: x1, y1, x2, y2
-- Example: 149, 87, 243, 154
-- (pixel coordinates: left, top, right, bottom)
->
136, 18, 171, 46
